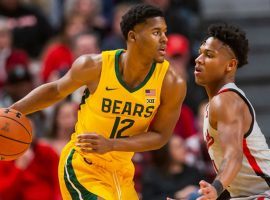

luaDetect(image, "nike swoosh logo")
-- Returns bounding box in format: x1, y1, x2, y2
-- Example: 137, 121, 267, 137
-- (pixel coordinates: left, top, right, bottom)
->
105, 87, 118, 91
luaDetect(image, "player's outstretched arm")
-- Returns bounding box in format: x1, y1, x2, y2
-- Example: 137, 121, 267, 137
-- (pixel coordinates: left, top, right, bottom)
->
198, 92, 246, 200
10, 54, 102, 115
76, 68, 186, 154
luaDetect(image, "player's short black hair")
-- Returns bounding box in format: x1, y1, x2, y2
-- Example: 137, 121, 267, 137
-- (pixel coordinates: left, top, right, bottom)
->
207, 23, 249, 68
120, 4, 164, 40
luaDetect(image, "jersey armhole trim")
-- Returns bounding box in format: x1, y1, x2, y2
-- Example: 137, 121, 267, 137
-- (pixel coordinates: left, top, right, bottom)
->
218, 88, 254, 138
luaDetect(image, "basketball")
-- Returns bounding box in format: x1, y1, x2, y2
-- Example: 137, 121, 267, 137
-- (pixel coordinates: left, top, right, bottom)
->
0, 108, 32, 161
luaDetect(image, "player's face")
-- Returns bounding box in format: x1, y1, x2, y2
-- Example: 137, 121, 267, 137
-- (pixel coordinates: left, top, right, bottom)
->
132, 17, 167, 63
194, 37, 235, 86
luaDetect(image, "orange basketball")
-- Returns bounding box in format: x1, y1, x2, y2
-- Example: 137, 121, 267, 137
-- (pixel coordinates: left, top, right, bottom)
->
0, 108, 32, 161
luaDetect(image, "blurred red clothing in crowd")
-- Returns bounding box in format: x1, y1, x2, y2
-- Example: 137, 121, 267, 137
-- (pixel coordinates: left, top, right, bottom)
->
174, 104, 197, 139
0, 49, 29, 88
0, 142, 61, 200
41, 43, 73, 83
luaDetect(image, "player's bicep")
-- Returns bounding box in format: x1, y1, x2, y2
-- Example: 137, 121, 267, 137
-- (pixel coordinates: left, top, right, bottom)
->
53, 72, 81, 98
218, 116, 243, 147
210, 94, 244, 153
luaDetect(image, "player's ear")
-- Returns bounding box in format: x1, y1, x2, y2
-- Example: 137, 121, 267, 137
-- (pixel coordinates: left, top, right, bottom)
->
128, 30, 136, 42
226, 59, 238, 72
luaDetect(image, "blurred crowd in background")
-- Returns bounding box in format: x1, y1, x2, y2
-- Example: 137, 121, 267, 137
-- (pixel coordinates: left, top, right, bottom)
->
0, 0, 217, 199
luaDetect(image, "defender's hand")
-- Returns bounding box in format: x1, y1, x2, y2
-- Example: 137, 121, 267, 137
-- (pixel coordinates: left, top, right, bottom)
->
196, 180, 218, 200
76, 133, 113, 154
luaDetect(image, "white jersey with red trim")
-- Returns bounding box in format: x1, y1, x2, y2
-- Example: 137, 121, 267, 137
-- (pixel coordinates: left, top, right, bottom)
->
203, 83, 270, 199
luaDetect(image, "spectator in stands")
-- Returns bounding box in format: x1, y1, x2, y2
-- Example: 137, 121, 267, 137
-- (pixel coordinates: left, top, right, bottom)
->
142, 135, 202, 200
195, 100, 216, 181
0, 66, 46, 137
0, 119, 61, 200
166, 34, 198, 165
0, 17, 29, 91
114, 0, 140, 4
72, 31, 100, 59
40, 14, 88, 83
64, 0, 109, 37
132, 150, 152, 198
143, 0, 200, 41
0, 0, 53, 58
1, 65, 33, 107
45, 100, 78, 155
167, 33, 207, 114
166, 34, 190, 79
20, 0, 64, 31
101, 3, 132, 50
101, 0, 114, 27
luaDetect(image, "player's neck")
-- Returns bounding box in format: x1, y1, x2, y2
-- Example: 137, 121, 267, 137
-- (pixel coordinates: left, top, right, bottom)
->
119, 51, 154, 89
124, 50, 154, 70
205, 78, 235, 99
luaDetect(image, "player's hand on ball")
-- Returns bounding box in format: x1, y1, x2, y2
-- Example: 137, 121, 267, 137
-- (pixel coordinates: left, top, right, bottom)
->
197, 180, 218, 200
76, 133, 113, 154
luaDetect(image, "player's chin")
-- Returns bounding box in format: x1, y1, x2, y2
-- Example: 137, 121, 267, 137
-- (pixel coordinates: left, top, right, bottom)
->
155, 55, 165, 63
194, 77, 205, 86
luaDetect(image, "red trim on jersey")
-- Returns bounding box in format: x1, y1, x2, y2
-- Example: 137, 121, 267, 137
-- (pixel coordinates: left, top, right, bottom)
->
211, 160, 218, 173
243, 139, 264, 174
206, 129, 214, 149
257, 197, 265, 200
217, 88, 230, 95
243, 138, 270, 187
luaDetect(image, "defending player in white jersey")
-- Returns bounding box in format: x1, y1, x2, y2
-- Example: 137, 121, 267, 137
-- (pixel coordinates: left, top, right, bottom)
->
194, 23, 270, 200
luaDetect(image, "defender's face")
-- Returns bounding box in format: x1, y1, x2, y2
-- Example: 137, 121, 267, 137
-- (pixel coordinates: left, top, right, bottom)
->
194, 37, 235, 86
132, 17, 167, 63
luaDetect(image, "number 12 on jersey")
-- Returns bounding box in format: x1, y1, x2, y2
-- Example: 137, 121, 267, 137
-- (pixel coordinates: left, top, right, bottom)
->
109, 117, 135, 138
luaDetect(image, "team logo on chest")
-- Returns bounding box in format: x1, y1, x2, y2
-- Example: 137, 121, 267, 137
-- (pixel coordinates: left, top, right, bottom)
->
145, 89, 156, 104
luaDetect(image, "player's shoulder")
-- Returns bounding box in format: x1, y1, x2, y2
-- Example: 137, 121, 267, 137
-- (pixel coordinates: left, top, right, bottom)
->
209, 90, 245, 116
163, 65, 186, 90
161, 66, 186, 101
73, 53, 102, 70
73, 49, 120, 70
211, 90, 243, 107
68, 54, 102, 85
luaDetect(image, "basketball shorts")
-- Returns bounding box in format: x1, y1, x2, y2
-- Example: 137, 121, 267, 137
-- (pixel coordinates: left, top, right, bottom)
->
58, 142, 139, 200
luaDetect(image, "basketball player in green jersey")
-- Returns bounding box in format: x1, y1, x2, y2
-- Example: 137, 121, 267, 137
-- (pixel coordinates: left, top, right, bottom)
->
10, 4, 186, 200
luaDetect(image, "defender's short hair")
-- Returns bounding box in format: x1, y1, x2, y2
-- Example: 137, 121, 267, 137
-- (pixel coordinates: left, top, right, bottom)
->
207, 23, 249, 68
120, 4, 164, 40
